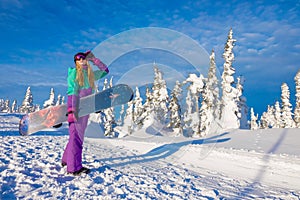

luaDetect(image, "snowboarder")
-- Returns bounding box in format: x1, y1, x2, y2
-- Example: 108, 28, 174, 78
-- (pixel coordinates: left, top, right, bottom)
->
62, 50, 109, 175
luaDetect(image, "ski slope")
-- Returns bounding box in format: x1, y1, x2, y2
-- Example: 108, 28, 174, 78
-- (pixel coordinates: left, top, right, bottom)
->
0, 113, 299, 199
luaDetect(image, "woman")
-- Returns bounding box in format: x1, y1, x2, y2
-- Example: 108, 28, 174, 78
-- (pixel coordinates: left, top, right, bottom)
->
62, 50, 109, 175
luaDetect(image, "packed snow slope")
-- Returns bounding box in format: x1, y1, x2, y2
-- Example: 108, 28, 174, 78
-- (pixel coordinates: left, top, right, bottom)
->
0, 113, 300, 199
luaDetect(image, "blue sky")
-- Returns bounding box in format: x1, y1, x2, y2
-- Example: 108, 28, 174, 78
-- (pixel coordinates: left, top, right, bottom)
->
0, 0, 299, 115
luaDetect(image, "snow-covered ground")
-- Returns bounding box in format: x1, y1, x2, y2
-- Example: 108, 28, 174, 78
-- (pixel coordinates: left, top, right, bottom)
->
0, 113, 300, 199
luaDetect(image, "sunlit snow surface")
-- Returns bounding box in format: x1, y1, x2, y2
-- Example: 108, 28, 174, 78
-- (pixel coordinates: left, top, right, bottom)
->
0, 113, 300, 199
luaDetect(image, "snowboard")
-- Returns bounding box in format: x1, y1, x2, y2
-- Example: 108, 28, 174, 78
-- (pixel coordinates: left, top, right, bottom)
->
19, 84, 134, 136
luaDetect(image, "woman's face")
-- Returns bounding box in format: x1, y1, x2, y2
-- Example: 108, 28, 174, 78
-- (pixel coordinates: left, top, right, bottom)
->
76, 57, 87, 66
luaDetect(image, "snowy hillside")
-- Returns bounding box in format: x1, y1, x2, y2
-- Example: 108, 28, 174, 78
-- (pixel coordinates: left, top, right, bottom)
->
0, 113, 299, 199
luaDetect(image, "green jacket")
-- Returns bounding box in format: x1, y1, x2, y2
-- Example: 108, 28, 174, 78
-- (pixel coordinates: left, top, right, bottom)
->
67, 67, 108, 96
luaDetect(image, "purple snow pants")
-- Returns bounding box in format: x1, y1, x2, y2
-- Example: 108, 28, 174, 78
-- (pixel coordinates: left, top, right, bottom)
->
62, 114, 89, 173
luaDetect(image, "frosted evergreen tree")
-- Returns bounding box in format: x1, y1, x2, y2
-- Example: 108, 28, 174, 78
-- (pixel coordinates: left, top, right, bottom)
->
103, 77, 116, 137
294, 70, 300, 127
220, 28, 240, 129
183, 90, 194, 136
11, 100, 17, 113
183, 74, 205, 136
56, 94, 63, 105
2, 100, 11, 113
199, 80, 212, 136
117, 104, 125, 125
250, 108, 258, 130
19, 86, 35, 113
199, 98, 210, 136
207, 49, 221, 119
103, 107, 115, 137
123, 99, 134, 134
167, 81, 183, 135
199, 50, 221, 136
102, 78, 109, 90
143, 86, 154, 114
152, 65, 169, 123
43, 88, 55, 108
0, 99, 4, 111
133, 86, 144, 128
281, 83, 295, 128
273, 101, 282, 128
260, 112, 268, 129
236, 76, 248, 129
266, 105, 276, 128
135, 86, 154, 127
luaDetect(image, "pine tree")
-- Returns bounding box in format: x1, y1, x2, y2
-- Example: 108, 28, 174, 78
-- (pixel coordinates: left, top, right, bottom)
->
183, 73, 205, 136
0, 99, 4, 112
260, 111, 268, 129
152, 65, 169, 123
123, 99, 134, 134
2, 100, 11, 113
207, 50, 221, 119
183, 89, 195, 136
220, 28, 240, 129
133, 86, 144, 128
117, 104, 125, 125
294, 69, 300, 127
273, 101, 282, 128
281, 83, 295, 128
103, 77, 116, 136
266, 105, 276, 128
56, 94, 63, 105
250, 108, 258, 130
11, 100, 17, 113
43, 88, 56, 108
19, 87, 35, 113
167, 81, 183, 135
236, 76, 248, 129
199, 50, 221, 136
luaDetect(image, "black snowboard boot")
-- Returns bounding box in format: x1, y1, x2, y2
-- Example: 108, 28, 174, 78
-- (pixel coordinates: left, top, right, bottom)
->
69, 167, 90, 176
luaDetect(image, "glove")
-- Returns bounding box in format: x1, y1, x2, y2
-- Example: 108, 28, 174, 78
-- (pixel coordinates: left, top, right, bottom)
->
85, 50, 95, 60
84, 50, 109, 73
67, 95, 79, 123
67, 112, 77, 123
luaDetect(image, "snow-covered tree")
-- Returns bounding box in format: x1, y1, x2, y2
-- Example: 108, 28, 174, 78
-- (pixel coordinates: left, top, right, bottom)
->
102, 77, 116, 137
183, 73, 205, 136
167, 81, 183, 135
199, 50, 221, 136
103, 107, 115, 137
236, 76, 248, 129
123, 99, 134, 135
117, 104, 125, 125
135, 86, 154, 128
183, 90, 193, 125
19, 87, 35, 113
294, 70, 300, 127
0, 99, 4, 112
207, 50, 221, 119
250, 108, 258, 130
266, 105, 276, 128
102, 78, 109, 90
220, 28, 240, 129
1, 100, 11, 113
56, 94, 64, 106
152, 65, 169, 123
43, 88, 56, 108
133, 86, 144, 128
281, 83, 295, 128
273, 101, 282, 128
260, 111, 268, 129
11, 100, 17, 113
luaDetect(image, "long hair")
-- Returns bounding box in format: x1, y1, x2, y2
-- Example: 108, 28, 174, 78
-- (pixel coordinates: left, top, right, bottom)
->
75, 62, 95, 89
